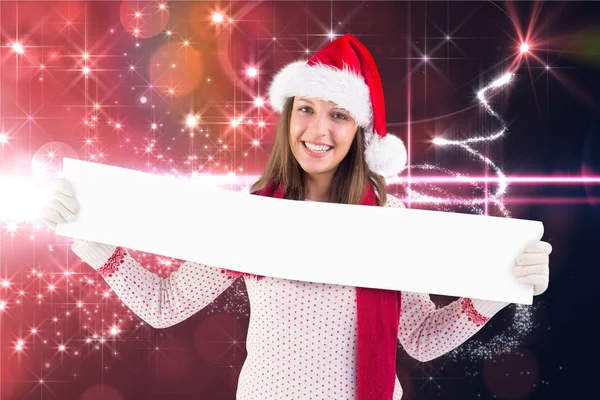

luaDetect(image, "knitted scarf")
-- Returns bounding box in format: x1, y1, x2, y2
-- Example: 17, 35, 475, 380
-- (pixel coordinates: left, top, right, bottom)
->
242, 181, 402, 399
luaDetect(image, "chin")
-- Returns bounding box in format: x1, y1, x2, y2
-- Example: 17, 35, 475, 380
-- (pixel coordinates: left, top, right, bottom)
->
299, 162, 334, 176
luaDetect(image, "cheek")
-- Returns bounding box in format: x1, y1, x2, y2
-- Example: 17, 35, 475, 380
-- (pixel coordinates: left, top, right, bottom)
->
289, 119, 306, 142
333, 127, 356, 150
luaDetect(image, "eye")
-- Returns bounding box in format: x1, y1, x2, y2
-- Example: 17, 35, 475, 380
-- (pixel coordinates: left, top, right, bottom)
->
298, 106, 313, 113
333, 112, 348, 121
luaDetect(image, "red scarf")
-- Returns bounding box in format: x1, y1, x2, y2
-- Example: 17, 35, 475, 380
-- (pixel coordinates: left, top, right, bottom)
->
238, 181, 402, 399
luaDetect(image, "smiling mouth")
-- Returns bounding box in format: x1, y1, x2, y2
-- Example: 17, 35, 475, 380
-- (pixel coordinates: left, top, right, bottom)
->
302, 141, 333, 153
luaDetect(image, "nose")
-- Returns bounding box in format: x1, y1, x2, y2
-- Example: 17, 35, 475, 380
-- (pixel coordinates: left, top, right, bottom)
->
308, 111, 331, 137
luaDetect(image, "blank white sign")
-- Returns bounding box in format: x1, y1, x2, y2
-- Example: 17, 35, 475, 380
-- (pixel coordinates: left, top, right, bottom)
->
56, 158, 543, 304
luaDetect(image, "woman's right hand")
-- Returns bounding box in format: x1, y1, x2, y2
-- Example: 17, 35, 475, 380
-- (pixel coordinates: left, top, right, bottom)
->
40, 178, 80, 231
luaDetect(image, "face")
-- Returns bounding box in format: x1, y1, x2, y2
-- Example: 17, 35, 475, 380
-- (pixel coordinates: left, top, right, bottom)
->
289, 97, 358, 180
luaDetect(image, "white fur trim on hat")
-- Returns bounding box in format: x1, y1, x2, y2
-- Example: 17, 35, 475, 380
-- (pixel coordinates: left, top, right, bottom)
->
268, 61, 372, 128
365, 133, 407, 177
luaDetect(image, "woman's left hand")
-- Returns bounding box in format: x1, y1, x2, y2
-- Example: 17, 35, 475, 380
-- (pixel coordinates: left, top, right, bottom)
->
512, 241, 553, 296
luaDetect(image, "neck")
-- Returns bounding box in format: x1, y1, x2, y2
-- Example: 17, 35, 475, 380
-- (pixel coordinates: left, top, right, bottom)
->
304, 172, 334, 202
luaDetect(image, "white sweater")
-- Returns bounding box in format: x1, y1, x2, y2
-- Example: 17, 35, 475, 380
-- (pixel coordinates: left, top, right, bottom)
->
72, 194, 509, 399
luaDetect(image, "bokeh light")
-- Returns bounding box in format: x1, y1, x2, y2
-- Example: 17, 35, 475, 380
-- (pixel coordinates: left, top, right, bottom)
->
150, 42, 204, 96
120, 1, 170, 39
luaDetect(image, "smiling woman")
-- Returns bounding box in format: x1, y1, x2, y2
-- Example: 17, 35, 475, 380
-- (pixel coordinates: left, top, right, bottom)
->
41, 33, 552, 400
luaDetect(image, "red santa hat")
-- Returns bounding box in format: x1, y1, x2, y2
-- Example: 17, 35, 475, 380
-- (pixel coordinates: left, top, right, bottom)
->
268, 33, 407, 178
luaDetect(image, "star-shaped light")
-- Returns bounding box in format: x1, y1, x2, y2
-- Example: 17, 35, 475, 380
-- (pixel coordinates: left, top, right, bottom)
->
12, 42, 24, 54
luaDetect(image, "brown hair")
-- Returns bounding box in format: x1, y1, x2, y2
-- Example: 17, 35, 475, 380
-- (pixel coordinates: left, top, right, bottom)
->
250, 97, 388, 205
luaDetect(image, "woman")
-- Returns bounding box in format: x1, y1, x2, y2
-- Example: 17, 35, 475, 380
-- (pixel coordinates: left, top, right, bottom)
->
41, 34, 552, 399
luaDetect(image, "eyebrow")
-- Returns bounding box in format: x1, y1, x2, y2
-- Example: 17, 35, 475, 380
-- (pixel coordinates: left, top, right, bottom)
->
297, 98, 350, 113
297, 97, 315, 105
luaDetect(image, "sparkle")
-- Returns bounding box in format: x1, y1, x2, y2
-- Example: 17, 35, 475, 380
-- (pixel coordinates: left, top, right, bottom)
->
0, 133, 8, 144
520, 42, 530, 54
6, 221, 18, 234
186, 114, 199, 128
212, 12, 224, 23
253, 97, 264, 107
12, 42, 24, 54
246, 67, 257, 77
450, 304, 534, 360
411, 70, 516, 215
2, 280, 9, 288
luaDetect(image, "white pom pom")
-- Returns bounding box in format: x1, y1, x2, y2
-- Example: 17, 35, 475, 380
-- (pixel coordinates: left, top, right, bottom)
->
365, 133, 407, 177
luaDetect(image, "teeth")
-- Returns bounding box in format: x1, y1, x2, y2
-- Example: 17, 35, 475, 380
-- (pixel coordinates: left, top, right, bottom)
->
304, 142, 332, 152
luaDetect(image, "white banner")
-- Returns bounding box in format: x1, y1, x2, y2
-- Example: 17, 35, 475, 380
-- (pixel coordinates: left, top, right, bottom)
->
56, 158, 543, 304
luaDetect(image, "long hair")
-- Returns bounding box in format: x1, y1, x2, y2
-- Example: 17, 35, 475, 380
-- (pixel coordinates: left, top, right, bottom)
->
251, 97, 388, 205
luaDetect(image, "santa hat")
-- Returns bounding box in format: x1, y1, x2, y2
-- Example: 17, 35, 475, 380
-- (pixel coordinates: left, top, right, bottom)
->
268, 33, 407, 178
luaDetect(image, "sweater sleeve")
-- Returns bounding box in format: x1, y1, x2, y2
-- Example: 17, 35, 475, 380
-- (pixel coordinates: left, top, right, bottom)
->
71, 240, 240, 329
397, 292, 509, 361
384, 194, 510, 361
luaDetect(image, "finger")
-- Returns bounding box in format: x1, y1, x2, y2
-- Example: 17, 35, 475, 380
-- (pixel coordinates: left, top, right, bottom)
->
53, 191, 79, 214
512, 264, 549, 278
40, 207, 67, 224
41, 218, 57, 231
49, 199, 77, 222
515, 253, 549, 266
525, 241, 552, 254
516, 273, 549, 288
517, 274, 549, 296
53, 178, 74, 197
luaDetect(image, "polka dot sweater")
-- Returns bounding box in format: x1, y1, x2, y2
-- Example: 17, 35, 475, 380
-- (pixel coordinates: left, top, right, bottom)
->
71, 195, 509, 399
